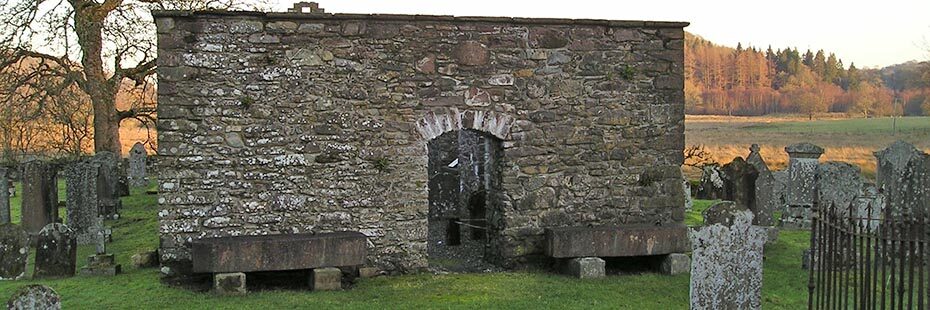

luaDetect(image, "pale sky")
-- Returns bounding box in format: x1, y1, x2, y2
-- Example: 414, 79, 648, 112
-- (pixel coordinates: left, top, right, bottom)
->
271, 0, 930, 68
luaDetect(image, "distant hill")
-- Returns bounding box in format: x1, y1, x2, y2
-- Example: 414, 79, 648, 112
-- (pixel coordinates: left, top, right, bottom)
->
684, 32, 930, 117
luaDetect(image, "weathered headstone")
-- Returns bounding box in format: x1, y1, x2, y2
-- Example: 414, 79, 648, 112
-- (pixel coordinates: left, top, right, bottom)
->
816, 162, 864, 216
92, 152, 122, 219
855, 184, 884, 232
65, 160, 105, 244
20, 161, 59, 235
696, 165, 725, 200
690, 201, 765, 310
34, 223, 77, 278
128, 142, 147, 188
0, 167, 9, 224
684, 178, 693, 211
753, 171, 778, 226
875, 141, 930, 216
80, 230, 121, 276
0, 224, 29, 280
782, 143, 823, 229
6, 285, 61, 310
721, 157, 759, 214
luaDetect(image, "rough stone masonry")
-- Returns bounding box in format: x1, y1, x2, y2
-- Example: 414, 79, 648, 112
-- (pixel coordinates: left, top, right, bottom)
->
154, 9, 688, 276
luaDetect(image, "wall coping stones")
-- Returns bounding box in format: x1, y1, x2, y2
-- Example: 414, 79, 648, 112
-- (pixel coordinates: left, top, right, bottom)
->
151, 10, 690, 28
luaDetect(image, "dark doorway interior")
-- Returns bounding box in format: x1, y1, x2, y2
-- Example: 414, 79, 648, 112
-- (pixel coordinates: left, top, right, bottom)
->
426, 129, 502, 272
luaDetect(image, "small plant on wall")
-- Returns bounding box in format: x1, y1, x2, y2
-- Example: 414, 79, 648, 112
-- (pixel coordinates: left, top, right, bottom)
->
372, 157, 392, 173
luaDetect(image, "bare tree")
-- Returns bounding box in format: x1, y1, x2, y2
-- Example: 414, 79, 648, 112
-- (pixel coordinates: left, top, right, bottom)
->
0, 0, 253, 154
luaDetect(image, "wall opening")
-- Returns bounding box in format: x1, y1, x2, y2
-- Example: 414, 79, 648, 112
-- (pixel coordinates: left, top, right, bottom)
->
427, 129, 502, 272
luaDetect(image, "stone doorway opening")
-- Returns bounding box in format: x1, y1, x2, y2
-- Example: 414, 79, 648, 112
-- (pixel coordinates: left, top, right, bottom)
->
427, 129, 502, 272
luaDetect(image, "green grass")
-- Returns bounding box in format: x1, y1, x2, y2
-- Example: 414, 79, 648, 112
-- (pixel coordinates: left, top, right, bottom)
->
1, 189, 812, 309
745, 116, 930, 134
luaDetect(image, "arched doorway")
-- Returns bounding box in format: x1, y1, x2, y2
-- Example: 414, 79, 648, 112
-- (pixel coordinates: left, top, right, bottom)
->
426, 129, 502, 272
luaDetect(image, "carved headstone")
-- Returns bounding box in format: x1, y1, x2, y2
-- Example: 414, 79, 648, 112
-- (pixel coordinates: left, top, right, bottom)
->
782, 143, 823, 229
690, 202, 765, 310
21, 161, 59, 235
0, 224, 29, 280
92, 152, 122, 219
6, 285, 61, 310
753, 171, 778, 226
696, 165, 725, 200
129, 142, 148, 188
0, 167, 9, 224
34, 223, 77, 278
80, 230, 121, 276
65, 160, 104, 244
855, 183, 884, 232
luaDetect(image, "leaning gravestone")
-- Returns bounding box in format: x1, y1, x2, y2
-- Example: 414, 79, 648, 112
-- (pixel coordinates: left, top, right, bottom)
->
691, 201, 765, 310
781, 143, 823, 229
128, 142, 147, 188
34, 223, 77, 278
0, 223, 29, 280
92, 152, 122, 219
65, 160, 105, 244
6, 285, 61, 310
0, 167, 9, 224
21, 161, 59, 235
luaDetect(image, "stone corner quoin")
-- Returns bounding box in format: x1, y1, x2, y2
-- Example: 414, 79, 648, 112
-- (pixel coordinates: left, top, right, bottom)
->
153, 9, 688, 276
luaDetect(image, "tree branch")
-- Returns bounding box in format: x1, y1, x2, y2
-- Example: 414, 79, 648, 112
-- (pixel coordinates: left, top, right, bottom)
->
111, 57, 156, 86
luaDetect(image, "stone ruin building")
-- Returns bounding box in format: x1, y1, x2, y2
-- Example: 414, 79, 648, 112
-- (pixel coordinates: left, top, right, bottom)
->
154, 5, 689, 280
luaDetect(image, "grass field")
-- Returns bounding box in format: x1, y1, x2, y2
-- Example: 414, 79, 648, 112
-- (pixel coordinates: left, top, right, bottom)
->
0, 184, 812, 309
684, 115, 930, 179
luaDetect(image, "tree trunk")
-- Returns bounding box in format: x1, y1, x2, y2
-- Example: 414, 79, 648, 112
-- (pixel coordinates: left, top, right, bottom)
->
74, 3, 122, 154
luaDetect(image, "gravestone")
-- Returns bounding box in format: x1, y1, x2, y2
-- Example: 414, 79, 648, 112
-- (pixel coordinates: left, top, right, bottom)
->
0, 167, 9, 224
65, 160, 105, 244
746, 144, 769, 173
854, 183, 884, 233
875, 141, 930, 216
782, 143, 823, 229
34, 223, 77, 278
721, 157, 759, 215
20, 161, 59, 235
80, 230, 121, 276
696, 165, 725, 200
684, 178, 693, 211
753, 171, 778, 226
690, 201, 765, 310
92, 152, 122, 219
6, 285, 61, 310
0, 224, 29, 280
816, 162, 863, 215
128, 142, 147, 188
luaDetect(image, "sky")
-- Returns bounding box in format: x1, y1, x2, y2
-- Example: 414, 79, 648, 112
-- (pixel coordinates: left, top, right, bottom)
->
271, 0, 930, 69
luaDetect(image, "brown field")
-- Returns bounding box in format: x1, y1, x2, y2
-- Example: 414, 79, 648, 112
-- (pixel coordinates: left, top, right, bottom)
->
684, 115, 930, 180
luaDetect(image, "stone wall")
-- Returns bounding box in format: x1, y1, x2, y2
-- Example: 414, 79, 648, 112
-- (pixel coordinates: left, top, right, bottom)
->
154, 10, 688, 275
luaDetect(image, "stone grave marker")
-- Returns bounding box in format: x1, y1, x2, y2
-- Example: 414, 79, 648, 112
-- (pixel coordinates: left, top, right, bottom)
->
690, 201, 765, 310
65, 160, 105, 244
782, 143, 823, 229
21, 161, 59, 235
92, 152, 122, 219
6, 285, 61, 310
0, 224, 29, 280
128, 142, 147, 188
816, 161, 863, 215
746, 144, 769, 173
697, 165, 725, 200
0, 167, 9, 224
80, 230, 121, 276
34, 223, 77, 278
721, 157, 759, 214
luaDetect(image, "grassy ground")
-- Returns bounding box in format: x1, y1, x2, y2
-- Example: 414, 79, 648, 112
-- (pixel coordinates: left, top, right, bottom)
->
684, 115, 930, 179
0, 185, 812, 309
